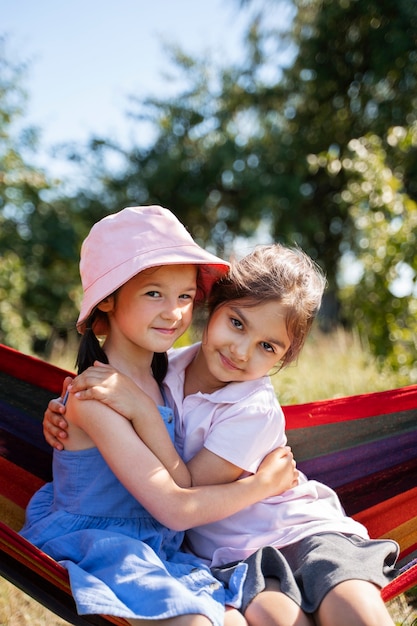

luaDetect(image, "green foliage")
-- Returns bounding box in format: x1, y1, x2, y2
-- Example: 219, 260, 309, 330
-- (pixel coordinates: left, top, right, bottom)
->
2, 1, 417, 373
0, 39, 83, 355
255, 0, 417, 284
77, 0, 416, 373
327, 126, 417, 379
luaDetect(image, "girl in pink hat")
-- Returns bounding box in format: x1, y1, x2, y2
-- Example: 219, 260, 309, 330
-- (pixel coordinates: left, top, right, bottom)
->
45, 243, 398, 626
20, 205, 292, 626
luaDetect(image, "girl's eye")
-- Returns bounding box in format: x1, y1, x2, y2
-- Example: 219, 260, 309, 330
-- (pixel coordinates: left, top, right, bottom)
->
146, 291, 160, 298
261, 341, 275, 353
179, 293, 193, 301
231, 317, 243, 330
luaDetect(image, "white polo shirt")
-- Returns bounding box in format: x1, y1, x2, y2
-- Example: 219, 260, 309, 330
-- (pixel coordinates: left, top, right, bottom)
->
165, 344, 369, 566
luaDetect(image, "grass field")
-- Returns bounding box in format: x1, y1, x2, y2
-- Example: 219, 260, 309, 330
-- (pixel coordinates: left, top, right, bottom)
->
1, 328, 416, 625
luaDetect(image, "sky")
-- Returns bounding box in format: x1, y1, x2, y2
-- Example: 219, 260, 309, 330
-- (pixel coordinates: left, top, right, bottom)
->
3, 0, 259, 178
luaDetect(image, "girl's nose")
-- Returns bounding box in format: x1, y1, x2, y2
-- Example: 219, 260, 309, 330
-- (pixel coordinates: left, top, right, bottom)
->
230, 340, 250, 362
161, 303, 183, 321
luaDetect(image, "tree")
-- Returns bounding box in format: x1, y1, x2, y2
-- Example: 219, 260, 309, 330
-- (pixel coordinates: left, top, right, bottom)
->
0, 39, 81, 355
333, 127, 417, 380
43, 0, 417, 369
75, 43, 277, 258
283, 0, 417, 373
84, 0, 416, 262
247, 0, 417, 286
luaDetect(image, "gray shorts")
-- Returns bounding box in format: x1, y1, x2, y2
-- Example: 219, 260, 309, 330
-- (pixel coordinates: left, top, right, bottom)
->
212, 533, 399, 614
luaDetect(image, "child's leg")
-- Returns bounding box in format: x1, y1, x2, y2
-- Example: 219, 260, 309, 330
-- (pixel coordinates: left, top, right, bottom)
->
244, 577, 314, 626
314, 580, 395, 626
225, 606, 248, 625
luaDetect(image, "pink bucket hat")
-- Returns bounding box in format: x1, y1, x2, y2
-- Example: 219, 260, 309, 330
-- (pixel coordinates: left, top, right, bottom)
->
77, 205, 230, 332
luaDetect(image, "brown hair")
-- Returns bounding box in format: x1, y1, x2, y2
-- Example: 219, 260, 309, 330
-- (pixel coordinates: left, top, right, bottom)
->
207, 244, 326, 369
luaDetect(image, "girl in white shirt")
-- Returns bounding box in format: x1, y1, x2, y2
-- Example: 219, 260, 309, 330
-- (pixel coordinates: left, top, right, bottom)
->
45, 244, 398, 626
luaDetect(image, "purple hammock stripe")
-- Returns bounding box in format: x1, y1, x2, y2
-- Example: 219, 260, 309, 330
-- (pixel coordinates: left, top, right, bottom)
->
298, 429, 417, 488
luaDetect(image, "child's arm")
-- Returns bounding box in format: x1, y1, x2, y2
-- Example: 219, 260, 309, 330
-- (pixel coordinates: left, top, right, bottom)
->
66, 391, 293, 531
43, 370, 188, 482
187, 445, 298, 492
60, 362, 192, 487
45, 363, 298, 493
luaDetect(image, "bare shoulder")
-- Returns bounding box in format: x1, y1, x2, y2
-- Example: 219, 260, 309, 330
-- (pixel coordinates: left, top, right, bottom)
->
63, 394, 96, 451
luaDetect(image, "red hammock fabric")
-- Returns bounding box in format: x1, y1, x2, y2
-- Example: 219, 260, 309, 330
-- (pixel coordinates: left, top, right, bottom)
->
0, 343, 416, 622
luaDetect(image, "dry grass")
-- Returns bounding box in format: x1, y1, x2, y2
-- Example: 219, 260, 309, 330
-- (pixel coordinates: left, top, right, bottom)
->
1, 328, 415, 624
273, 327, 405, 405
0, 578, 71, 626
387, 592, 417, 626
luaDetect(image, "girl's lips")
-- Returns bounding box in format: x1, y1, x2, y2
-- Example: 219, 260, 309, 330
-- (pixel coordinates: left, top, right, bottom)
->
219, 352, 241, 371
154, 327, 177, 335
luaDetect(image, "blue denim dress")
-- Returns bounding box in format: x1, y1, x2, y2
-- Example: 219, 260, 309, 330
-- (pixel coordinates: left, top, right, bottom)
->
20, 405, 244, 624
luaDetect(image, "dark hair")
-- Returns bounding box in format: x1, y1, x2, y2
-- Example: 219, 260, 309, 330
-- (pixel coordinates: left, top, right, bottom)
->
76, 309, 168, 383
208, 244, 326, 369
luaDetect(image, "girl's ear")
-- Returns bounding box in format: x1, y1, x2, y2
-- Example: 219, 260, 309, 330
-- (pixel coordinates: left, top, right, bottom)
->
97, 295, 115, 313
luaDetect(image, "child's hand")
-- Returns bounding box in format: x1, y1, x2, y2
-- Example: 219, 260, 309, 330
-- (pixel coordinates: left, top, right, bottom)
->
43, 376, 72, 450
256, 446, 299, 496
272, 445, 299, 493
68, 362, 151, 422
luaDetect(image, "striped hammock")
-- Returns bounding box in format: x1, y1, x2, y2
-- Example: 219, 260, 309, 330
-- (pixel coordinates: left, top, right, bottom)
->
0, 343, 416, 625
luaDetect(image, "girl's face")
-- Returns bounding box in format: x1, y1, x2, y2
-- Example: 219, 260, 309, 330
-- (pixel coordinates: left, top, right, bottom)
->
201, 299, 291, 386
101, 264, 197, 355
